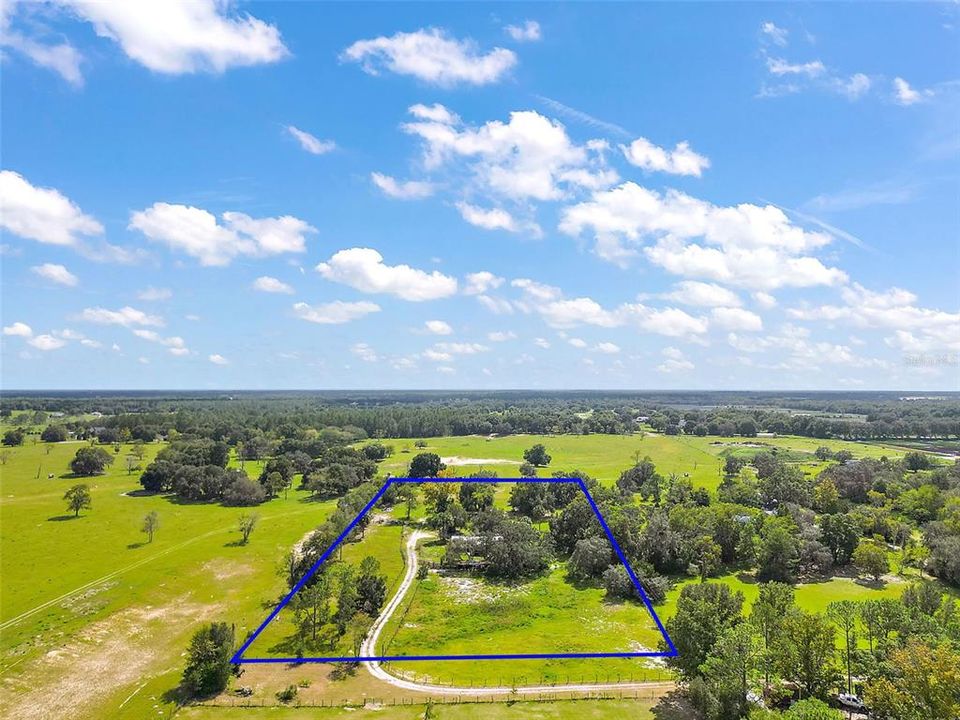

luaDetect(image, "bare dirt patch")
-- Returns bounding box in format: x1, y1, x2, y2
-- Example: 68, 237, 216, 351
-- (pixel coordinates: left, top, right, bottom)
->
0, 598, 218, 720
437, 575, 529, 604
202, 558, 254, 582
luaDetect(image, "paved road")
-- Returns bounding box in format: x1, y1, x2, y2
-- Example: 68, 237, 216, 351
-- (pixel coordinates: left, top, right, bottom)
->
361, 528, 675, 697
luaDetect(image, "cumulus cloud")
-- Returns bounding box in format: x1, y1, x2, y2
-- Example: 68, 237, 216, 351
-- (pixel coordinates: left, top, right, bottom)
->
594, 342, 620, 354
533, 337, 550, 349
657, 346, 694, 373
0, 14, 84, 86
292, 300, 381, 324
80, 306, 163, 327
55, 0, 288, 74
835, 73, 872, 100
567, 337, 587, 348
287, 126, 335, 155
456, 201, 540, 235
31, 263, 78, 287
28, 334, 67, 351
252, 276, 294, 294
892, 77, 932, 106
662, 281, 741, 308
425, 320, 453, 335
129, 203, 315, 266
208, 354, 229, 365
371, 172, 435, 200
463, 271, 504, 295
753, 291, 777, 309
487, 331, 516, 342
342, 28, 516, 86
351, 343, 379, 362
711, 307, 763, 331
560, 182, 846, 289
402, 106, 616, 203
787, 284, 960, 352
316, 248, 458, 301
620, 137, 710, 177
3, 322, 33, 337
0, 170, 103, 247
133, 329, 188, 355
505, 20, 541, 42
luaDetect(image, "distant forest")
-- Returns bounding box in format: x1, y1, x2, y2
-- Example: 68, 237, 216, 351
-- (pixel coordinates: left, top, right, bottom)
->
2, 390, 959, 441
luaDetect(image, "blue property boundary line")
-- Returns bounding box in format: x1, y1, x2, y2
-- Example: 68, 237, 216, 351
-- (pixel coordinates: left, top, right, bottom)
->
232, 477, 677, 664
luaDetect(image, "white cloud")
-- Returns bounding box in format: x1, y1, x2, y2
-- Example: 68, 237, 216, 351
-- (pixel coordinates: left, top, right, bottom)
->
788, 284, 960, 352
540, 297, 622, 328
433, 342, 488, 355
760, 21, 789, 46
561, 182, 846, 289
403, 107, 616, 202
28, 334, 67, 351
711, 307, 763, 331
31, 263, 78, 287
0, 22, 84, 86
512, 278, 563, 302
892, 77, 932, 106
80, 338, 101, 348
133, 328, 188, 355
753, 291, 777, 309
463, 271, 504, 295
487, 331, 516, 342
292, 300, 381, 325
371, 172, 435, 200
620, 137, 710, 177
657, 346, 694, 373
351, 343, 379, 362
835, 73, 871, 100
80, 306, 163, 327
252, 276, 294, 294
138, 356, 150, 364
129, 203, 315, 266
436, 366, 456, 375
663, 281, 741, 308
505, 20, 541, 42
137, 287, 172, 301
456, 202, 521, 232
766, 57, 825, 77
533, 337, 550, 349
594, 342, 620, 354
568, 337, 587, 348
408, 103, 460, 124
0, 170, 103, 246
287, 126, 335, 155
728, 324, 886, 371
342, 28, 516, 86
316, 248, 458, 301
57, 0, 288, 74
3, 322, 33, 337
208, 353, 229, 365
425, 320, 453, 335
476, 295, 514, 314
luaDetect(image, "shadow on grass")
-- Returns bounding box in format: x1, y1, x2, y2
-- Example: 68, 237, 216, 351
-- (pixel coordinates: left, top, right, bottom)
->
224, 540, 246, 548
651, 689, 696, 720
127, 541, 147, 549
47, 514, 79, 521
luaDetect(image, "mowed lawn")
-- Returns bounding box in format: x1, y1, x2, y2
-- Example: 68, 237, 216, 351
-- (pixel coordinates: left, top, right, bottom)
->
383, 561, 670, 687
0, 438, 338, 720
377, 433, 911, 493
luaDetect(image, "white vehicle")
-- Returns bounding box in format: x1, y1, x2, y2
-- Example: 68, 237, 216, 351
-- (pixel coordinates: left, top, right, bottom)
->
837, 693, 867, 711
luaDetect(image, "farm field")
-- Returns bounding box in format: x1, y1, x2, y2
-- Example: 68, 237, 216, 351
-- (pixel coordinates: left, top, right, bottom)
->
0, 430, 946, 718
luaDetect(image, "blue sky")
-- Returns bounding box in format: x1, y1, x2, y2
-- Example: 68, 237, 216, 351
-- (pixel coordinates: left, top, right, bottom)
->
1, 1, 958, 390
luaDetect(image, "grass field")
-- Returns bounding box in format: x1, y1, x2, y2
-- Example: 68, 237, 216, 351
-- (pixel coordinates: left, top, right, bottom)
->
0, 430, 936, 719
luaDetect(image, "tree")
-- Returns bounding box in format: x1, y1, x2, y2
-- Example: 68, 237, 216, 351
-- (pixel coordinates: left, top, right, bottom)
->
903, 451, 933, 472
41, 425, 67, 442
508, 482, 550, 521
2, 429, 24, 446
518, 461, 536, 477
63, 484, 92, 516
347, 613, 373, 657
408, 453, 444, 478
814, 446, 833, 461
458, 482, 494, 512
70, 447, 113, 476
820, 513, 860, 565
334, 566, 359, 633
356, 556, 387, 616
568, 536, 612, 582
181, 622, 235, 697
396, 483, 419, 520
293, 573, 332, 644
522, 444, 551, 467
664, 582, 744, 677
783, 699, 843, 720
864, 640, 959, 720
481, 517, 551, 579
853, 541, 889, 582
700, 623, 761, 719
141, 510, 160, 542
774, 611, 838, 699
827, 600, 858, 694
751, 582, 796, 686
757, 516, 799, 583
262, 470, 286, 498
238, 513, 259, 544
222, 476, 266, 506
